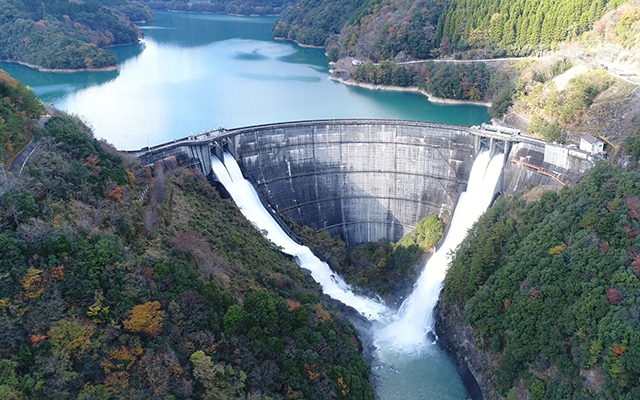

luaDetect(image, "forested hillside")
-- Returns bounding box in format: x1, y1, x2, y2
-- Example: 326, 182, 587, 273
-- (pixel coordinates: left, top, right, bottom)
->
440, 162, 640, 398
437, 0, 628, 56
138, 0, 294, 16
0, 74, 374, 399
0, 70, 43, 163
275, 0, 631, 60
0, 0, 145, 70
272, 0, 366, 47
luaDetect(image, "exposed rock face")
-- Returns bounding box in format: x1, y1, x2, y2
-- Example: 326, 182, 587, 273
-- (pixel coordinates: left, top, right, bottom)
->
435, 301, 500, 400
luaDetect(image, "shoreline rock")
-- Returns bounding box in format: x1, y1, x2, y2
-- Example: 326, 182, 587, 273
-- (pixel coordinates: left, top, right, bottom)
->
328, 75, 492, 108
0, 59, 120, 73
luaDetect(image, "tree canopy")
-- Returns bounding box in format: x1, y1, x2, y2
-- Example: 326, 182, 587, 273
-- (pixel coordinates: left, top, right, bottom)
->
0, 73, 374, 399
443, 163, 640, 398
0, 0, 144, 70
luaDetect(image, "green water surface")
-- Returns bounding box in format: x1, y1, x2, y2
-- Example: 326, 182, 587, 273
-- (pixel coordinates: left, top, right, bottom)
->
0, 12, 489, 150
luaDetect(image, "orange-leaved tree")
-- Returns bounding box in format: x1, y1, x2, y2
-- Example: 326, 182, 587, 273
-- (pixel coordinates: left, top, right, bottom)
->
123, 301, 164, 339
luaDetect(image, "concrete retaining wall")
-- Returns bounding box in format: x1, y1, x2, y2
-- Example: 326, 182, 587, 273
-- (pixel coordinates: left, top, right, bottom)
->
503, 142, 594, 194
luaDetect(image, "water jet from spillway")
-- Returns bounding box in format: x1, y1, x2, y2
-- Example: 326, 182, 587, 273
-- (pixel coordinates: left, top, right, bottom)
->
211, 152, 391, 320
375, 150, 504, 354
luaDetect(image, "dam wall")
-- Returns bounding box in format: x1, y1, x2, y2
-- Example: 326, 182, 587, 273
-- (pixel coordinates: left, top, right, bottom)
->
130, 120, 596, 245
222, 121, 474, 245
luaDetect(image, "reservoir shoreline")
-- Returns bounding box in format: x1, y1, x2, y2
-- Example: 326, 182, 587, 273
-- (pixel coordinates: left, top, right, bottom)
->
273, 36, 325, 49
328, 75, 493, 107
0, 59, 120, 73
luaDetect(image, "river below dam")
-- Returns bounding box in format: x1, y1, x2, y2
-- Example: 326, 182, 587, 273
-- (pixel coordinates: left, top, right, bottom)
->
0, 11, 494, 399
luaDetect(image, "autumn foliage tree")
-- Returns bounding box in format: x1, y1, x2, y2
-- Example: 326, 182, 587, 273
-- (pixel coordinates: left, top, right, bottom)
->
107, 186, 124, 204
123, 301, 164, 339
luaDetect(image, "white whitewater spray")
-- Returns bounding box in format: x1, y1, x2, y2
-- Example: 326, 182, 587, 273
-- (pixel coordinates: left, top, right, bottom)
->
211, 152, 391, 320
375, 150, 504, 353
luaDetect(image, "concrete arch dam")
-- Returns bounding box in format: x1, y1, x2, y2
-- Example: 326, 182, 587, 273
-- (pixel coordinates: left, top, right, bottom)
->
132, 120, 594, 245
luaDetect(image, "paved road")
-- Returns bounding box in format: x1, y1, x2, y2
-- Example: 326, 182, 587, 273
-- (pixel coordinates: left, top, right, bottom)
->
394, 56, 545, 65
9, 139, 38, 175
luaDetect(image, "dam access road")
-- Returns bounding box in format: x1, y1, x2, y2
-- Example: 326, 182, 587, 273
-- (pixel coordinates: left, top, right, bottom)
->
129, 119, 596, 245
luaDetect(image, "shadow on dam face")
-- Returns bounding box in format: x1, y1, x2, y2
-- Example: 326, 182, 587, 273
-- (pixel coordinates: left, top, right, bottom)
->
226, 121, 477, 245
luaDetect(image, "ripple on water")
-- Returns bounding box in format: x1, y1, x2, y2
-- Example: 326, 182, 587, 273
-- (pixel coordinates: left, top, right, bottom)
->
238, 73, 322, 82
373, 342, 468, 400
233, 50, 269, 61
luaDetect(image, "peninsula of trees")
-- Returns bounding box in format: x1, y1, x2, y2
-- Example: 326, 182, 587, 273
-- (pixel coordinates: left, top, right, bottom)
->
0, 0, 149, 70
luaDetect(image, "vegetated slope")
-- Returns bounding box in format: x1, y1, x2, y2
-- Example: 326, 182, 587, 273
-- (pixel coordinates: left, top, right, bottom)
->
514, 68, 638, 144
0, 77, 374, 399
0, 0, 145, 70
273, 0, 367, 47
437, 0, 628, 57
491, 1, 640, 147
0, 70, 43, 163
138, 0, 294, 16
101, 0, 154, 23
290, 214, 444, 301
581, 0, 640, 62
441, 163, 640, 398
275, 0, 629, 60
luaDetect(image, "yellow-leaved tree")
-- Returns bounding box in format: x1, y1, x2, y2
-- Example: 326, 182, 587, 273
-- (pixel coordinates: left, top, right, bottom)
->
123, 301, 164, 339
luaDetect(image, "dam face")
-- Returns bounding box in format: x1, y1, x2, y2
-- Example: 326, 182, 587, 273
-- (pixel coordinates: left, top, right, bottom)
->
224, 121, 475, 245
133, 119, 596, 245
